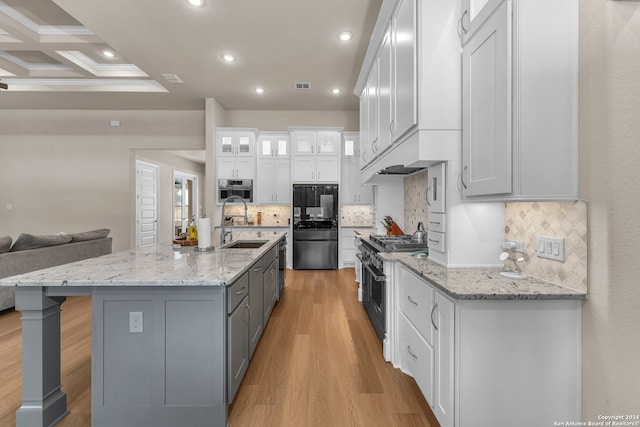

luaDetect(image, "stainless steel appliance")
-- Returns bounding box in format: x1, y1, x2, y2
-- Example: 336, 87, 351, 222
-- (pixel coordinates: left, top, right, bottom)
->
292, 184, 339, 270
357, 234, 429, 341
218, 179, 253, 203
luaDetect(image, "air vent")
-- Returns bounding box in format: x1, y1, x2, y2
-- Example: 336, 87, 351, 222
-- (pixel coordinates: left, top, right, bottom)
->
162, 73, 184, 84
295, 82, 311, 89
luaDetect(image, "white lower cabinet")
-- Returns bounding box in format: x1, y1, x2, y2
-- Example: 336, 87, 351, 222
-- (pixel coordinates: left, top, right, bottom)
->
393, 264, 581, 427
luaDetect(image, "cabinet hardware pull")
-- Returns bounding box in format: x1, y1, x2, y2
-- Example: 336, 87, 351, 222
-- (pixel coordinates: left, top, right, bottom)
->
426, 186, 432, 206
235, 287, 246, 295
461, 10, 469, 33
428, 238, 440, 244
408, 296, 418, 306
407, 345, 418, 359
461, 166, 469, 189
431, 304, 439, 331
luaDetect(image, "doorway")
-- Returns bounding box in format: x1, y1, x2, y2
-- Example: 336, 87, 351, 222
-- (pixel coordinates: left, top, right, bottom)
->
135, 160, 159, 247
173, 171, 199, 239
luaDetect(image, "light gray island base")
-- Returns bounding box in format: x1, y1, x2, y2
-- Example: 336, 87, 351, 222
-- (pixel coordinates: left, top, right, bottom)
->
5, 231, 286, 427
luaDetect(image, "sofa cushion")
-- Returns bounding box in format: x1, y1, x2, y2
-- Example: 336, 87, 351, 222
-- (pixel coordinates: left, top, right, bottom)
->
69, 228, 110, 242
10, 233, 73, 252
0, 236, 11, 254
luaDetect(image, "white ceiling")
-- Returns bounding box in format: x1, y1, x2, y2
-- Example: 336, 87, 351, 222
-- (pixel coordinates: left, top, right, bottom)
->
0, 0, 382, 111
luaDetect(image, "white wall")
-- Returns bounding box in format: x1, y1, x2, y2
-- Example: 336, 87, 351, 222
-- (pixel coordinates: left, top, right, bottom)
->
0, 110, 205, 252
224, 109, 359, 131
580, 0, 640, 417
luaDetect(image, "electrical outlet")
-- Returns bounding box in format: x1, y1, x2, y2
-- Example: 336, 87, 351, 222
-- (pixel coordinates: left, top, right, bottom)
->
536, 236, 565, 262
504, 240, 525, 253
129, 311, 143, 333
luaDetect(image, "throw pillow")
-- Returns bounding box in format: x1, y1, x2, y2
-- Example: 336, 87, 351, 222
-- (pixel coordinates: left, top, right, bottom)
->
10, 233, 73, 252
69, 228, 110, 242
0, 236, 12, 254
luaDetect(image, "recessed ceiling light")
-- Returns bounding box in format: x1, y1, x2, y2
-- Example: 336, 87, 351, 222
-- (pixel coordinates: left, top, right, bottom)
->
102, 50, 115, 58
187, 0, 205, 7
331, 88, 341, 95
337, 32, 353, 42
221, 53, 236, 62
255, 87, 265, 94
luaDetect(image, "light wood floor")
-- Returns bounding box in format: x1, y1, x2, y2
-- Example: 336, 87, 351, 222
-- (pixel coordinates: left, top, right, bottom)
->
0, 268, 438, 427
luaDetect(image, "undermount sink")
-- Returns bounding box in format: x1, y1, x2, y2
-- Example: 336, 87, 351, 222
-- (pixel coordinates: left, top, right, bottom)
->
223, 240, 268, 249
499, 271, 527, 280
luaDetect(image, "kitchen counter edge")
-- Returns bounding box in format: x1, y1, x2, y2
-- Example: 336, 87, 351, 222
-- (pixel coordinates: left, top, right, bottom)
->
381, 252, 587, 301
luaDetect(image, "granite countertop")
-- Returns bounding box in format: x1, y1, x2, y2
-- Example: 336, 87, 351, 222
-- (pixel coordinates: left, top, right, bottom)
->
381, 252, 586, 301
0, 231, 286, 288
214, 224, 289, 229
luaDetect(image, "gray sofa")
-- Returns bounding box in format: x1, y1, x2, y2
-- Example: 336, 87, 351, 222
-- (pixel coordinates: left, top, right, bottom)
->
0, 237, 113, 311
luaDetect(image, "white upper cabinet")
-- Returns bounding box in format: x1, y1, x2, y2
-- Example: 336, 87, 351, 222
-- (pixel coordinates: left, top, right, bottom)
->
461, 0, 578, 201
341, 133, 373, 205
257, 133, 289, 158
257, 158, 290, 204
460, 0, 502, 45
355, 0, 461, 182
461, 0, 512, 197
217, 128, 257, 180
217, 129, 255, 157
392, 0, 418, 140
290, 128, 341, 183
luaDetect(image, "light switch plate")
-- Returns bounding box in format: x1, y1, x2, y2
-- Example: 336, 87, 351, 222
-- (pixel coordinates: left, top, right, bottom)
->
536, 236, 565, 262
129, 311, 143, 333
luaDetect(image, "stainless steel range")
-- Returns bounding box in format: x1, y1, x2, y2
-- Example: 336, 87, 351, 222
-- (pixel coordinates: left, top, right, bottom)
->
357, 234, 428, 341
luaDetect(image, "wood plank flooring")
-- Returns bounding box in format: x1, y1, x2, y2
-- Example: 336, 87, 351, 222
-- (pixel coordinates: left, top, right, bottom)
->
0, 268, 439, 426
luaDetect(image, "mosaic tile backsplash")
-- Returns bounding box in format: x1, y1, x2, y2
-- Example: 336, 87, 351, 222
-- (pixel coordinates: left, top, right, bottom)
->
404, 169, 429, 235
340, 205, 373, 227
222, 205, 290, 226
505, 201, 588, 292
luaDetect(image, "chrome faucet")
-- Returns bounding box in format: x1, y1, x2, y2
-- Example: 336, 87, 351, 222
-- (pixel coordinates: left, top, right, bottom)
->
220, 195, 248, 244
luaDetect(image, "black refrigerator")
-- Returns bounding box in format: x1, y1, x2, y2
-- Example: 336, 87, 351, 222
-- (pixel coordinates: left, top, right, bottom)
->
292, 184, 338, 270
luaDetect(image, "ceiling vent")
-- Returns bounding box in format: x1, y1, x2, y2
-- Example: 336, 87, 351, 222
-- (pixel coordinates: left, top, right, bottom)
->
162, 73, 184, 84
295, 82, 311, 89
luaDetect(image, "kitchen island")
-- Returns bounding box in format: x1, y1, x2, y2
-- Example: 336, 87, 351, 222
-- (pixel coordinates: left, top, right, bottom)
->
0, 231, 286, 427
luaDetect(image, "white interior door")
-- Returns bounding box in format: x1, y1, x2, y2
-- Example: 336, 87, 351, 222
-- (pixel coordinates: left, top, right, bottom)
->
136, 160, 159, 247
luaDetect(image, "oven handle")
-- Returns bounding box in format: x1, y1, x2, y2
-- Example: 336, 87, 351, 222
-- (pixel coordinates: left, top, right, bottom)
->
359, 258, 386, 282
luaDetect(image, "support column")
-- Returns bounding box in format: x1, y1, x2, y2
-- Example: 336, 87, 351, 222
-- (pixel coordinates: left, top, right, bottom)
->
15, 287, 68, 427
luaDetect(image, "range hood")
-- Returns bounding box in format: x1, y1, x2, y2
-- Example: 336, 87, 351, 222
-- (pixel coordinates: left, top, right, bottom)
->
376, 165, 425, 175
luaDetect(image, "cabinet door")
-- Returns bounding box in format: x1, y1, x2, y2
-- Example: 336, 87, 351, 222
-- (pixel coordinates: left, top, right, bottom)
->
366, 65, 378, 157
291, 131, 316, 155
316, 131, 340, 156
256, 159, 276, 203
316, 157, 339, 183
377, 28, 393, 153
433, 292, 454, 427
235, 157, 254, 180
262, 260, 277, 324
462, 0, 512, 197
218, 134, 235, 156
461, 0, 503, 45
340, 157, 359, 204
393, 0, 417, 139
236, 134, 253, 156
292, 156, 315, 182
218, 157, 236, 178
228, 297, 249, 402
258, 134, 289, 158
273, 158, 291, 204
359, 91, 371, 169
248, 263, 263, 358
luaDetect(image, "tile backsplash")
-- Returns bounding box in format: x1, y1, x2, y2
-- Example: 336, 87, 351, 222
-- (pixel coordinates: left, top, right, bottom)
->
222, 205, 290, 226
340, 205, 373, 227
505, 201, 588, 292
404, 169, 429, 235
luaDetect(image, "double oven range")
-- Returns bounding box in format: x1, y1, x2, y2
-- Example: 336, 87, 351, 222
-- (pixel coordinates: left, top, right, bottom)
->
357, 235, 429, 341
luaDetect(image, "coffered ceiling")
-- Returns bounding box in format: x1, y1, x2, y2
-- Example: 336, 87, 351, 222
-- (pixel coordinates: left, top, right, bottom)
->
0, 0, 382, 110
